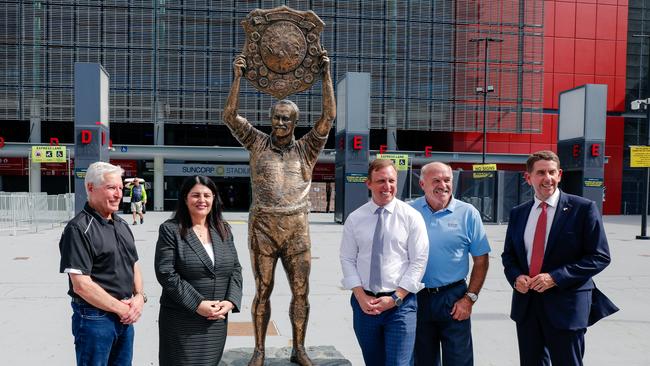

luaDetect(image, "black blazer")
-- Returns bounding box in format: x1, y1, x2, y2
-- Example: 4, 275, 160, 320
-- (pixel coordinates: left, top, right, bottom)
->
502, 191, 618, 330
154, 219, 242, 313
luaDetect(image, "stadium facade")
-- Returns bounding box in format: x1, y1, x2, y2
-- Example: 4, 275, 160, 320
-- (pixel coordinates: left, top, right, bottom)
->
0, 0, 644, 214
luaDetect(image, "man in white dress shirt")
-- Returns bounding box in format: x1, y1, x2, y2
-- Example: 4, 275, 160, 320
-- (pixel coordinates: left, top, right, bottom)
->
340, 158, 429, 366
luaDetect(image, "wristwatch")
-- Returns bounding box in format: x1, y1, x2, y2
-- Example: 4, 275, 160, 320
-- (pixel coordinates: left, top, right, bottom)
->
391, 293, 403, 307
465, 292, 478, 303
135, 292, 148, 303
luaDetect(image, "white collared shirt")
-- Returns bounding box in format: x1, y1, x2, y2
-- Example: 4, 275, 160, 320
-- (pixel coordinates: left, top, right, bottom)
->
339, 198, 429, 294
523, 188, 560, 265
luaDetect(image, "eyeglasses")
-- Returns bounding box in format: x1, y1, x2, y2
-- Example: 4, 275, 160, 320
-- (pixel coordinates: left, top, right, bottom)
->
188, 192, 214, 200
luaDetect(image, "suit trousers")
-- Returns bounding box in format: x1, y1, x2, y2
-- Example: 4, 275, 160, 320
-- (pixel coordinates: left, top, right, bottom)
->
516, 294, 585, 366
351, 293, 417, 366
414, 282, 472, 366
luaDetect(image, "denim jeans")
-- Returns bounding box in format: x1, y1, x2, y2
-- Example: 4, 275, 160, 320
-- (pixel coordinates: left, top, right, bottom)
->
71, 301, 134, 366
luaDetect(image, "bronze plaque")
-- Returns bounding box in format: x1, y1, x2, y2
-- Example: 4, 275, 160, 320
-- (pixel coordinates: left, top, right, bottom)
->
241, 6, 325, 99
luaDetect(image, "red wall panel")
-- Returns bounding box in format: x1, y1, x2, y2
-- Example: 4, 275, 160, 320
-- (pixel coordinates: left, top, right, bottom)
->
574, 39, 596, 74
603, 116, 624, 214
614, 76, 626, 112
596, 5, 618, 40
615, 40, 627, 77
616, 5, 628, 40
545, 37, 555, 73
594, 40, 616, 75
544, 73, 555, 108
575, 3, 597, 39
553, 73, 575, 108
574, 74, 595, 87
555, 2, 576, 38
545, 1, 556, 37
554, 38, 575, 73
594, 75, 616, 110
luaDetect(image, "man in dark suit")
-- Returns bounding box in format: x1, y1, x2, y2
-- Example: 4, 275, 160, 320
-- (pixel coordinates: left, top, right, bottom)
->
502, 150, 618, 366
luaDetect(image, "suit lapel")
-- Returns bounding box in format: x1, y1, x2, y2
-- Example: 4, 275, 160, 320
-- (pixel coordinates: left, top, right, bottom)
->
516, 201, 534, 267
209, 226, 223, 268
545, 190, 572, 258
185, 229, 216, 274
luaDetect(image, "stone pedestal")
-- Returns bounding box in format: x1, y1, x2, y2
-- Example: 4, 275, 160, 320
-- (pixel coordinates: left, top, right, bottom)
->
219, 346, 352, 366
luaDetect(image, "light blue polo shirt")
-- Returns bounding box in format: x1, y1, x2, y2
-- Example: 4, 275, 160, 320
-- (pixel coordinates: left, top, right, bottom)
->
410, 196, 491, 288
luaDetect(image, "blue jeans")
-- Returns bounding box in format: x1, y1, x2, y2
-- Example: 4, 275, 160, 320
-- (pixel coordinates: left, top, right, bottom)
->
351, 293, 417, 366
71, 301, 134, 366
414, 282, 473, 366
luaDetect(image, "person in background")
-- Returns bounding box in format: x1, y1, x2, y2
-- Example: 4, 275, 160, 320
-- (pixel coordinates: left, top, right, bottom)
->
410, 162, 490, 366
155, 175, 242, 366
59, 161, 145, 366
130, 178, 146, 225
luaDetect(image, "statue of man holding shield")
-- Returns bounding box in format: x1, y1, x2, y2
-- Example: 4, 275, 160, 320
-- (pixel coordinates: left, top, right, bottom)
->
223, 7, 336, 365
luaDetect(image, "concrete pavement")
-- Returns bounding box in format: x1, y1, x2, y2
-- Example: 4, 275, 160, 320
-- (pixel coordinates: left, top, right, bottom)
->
1, 211, 648, 365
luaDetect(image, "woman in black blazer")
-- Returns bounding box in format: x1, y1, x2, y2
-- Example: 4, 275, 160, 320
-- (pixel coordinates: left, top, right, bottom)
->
155, 176, 242, 366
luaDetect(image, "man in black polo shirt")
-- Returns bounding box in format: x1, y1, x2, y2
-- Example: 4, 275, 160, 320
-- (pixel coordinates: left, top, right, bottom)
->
59, 162, 145, 366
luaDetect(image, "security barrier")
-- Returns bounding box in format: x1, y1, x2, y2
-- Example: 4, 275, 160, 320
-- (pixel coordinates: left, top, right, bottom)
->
0, 192, 75, 236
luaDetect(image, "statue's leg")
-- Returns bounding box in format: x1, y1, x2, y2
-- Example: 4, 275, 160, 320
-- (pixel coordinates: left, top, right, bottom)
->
281, 250, 313, 366
249, 251, 279, 366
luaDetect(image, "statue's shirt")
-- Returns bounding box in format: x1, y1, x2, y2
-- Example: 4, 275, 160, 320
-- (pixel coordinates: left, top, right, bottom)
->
228, 122, 328, 214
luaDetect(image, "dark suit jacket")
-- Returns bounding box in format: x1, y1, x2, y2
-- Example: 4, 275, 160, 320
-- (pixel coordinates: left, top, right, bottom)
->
154, 219, 243, 314
502, 191, 618, 330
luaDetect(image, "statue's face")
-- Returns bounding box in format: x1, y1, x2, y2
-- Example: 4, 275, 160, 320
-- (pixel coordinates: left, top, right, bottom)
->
271, 104, 296, 141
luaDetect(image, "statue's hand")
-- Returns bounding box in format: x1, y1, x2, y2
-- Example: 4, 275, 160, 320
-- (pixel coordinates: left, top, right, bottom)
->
233, 55, 246, 78
319, 50, 330, 73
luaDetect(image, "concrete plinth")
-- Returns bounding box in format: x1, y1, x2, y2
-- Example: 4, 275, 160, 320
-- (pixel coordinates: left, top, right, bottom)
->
219, 346, 352, 366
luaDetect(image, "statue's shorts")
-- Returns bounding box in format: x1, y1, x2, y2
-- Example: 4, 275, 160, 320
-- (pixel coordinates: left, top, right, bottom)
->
248, 210, 311, 258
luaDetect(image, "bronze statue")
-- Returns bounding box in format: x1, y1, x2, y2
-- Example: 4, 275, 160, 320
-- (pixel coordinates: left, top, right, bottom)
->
223, 6, 336, 366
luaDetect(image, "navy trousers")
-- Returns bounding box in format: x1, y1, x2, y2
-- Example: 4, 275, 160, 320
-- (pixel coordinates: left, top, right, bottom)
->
414, 282, 473, 366
516, 295, 585, 366
351, 293, 417, 366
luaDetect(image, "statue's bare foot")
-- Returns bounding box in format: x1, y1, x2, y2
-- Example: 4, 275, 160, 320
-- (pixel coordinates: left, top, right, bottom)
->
248, 348, 265, 366
290, 346, 313, 366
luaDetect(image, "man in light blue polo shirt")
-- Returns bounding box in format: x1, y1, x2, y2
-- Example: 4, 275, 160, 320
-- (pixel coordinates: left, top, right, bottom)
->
410, 162, 490, 366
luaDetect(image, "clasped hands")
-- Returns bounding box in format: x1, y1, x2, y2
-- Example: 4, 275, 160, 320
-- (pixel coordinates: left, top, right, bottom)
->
515, 273, 556, 294
119, 293, 145, 324
196, 300, 234, 320
356, 292, 395, 316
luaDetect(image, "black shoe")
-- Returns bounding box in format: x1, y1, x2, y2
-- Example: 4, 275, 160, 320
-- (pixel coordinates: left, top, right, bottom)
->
132, 221, 137, 225
140, 218, 144, 224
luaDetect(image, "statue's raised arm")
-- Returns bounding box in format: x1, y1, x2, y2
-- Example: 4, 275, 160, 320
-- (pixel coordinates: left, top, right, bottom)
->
223, 55, 250, 133
314, 51, 336, 137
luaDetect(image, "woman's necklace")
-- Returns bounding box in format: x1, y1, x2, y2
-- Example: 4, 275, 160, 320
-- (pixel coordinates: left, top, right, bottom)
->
194, 225, 209, 242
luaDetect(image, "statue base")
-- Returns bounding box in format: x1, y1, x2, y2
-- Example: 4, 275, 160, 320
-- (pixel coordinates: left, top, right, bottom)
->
219, 346, 352, 365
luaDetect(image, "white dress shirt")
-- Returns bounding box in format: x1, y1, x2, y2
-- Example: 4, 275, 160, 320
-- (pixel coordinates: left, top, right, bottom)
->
340, 198, 429, 294
523, 188, 560, 266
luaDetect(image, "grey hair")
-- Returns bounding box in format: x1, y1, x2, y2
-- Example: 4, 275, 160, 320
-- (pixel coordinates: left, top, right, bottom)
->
420, 162, 452, 183
84, 162, 124, 195
269, 99, 300, 121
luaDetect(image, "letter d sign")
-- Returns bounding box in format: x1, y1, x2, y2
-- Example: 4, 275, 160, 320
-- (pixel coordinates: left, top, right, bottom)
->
81, 130, 92, 144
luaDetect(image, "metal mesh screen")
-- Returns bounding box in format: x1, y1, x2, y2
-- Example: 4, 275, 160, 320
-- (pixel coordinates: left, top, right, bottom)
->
0, 0, 543, 133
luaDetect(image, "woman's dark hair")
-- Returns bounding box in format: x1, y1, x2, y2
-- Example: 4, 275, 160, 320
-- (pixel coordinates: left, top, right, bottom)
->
172, 176, 229, 241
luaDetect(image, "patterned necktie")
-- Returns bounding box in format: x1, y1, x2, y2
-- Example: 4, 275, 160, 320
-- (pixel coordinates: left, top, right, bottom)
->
369, 207, 385, 293
529, 202, 547, 277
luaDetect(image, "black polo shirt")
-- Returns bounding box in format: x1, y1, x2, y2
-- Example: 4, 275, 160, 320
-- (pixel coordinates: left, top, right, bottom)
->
59, 202, 139, 300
